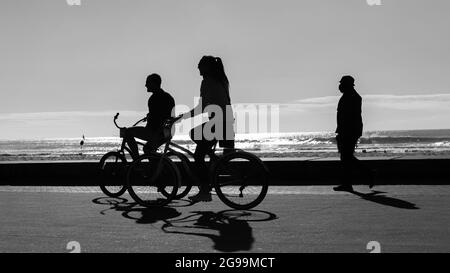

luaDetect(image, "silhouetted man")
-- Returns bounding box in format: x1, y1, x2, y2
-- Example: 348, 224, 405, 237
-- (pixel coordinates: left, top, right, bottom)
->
124, 74, 175, 160
334, 75, 363, 192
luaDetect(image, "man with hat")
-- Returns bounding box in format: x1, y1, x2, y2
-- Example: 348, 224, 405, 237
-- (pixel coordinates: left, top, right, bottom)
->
334, 75, 364, 192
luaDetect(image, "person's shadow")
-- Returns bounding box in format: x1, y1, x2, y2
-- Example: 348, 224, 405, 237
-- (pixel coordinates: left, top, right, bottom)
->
349, 190, 419, 210
161, 210, 278, 252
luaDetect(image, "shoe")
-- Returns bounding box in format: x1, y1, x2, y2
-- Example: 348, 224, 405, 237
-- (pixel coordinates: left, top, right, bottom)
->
188, 192, 212, 202
333, 185, 354, 192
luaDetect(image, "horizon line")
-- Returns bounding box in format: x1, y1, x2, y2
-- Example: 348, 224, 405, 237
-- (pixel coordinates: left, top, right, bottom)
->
2, 128, 450, 141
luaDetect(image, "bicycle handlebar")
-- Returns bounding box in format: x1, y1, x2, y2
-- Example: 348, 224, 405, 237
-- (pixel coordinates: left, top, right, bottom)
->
163, 115, 183, 128
113, 113, 122, 129
113, 112, 147, 129
132, 117, 147, 127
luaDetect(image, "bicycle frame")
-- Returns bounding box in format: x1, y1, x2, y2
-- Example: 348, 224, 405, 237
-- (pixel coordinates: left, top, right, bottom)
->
155, 116, 244, 183
157, 138, 243, 187
164, 141, 195, 158
157, 141, 198, 183
113, 112, 147, 158
124, 116, 269, 209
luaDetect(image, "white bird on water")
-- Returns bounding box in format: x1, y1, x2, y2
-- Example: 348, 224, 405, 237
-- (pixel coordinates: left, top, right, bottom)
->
80, 134, 85, 155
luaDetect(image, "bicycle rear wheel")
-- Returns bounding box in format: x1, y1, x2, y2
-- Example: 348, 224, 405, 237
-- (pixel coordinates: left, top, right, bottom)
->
99, 151, 128, 197
212, 151, 269, 210
160, 152, 194, 199
127, 154, 180, 207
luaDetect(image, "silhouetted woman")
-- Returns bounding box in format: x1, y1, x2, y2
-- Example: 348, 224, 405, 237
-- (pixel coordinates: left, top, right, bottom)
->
179, 56, 235, 202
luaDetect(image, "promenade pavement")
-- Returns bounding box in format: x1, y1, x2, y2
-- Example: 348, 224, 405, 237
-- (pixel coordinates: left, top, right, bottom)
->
0, 185, 449, 253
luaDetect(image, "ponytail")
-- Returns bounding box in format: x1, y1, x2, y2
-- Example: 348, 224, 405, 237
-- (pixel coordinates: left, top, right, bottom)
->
199, 55, 232, 104
215, 57, 229, 88
214, 57, 231, 104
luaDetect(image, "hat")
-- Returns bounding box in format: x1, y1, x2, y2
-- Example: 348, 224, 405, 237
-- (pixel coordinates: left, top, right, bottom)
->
340, 75, 355, 86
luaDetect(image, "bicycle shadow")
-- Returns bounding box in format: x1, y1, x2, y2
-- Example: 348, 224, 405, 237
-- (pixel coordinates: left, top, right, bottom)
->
349, 190, 419, 210
92, 197, 278, 252
92, 196, 133, 215
92, 197, 184, 223
161, 210, 278, 252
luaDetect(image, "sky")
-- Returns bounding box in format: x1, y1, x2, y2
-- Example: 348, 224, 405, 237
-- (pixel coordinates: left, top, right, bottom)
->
1, 0, 450, 139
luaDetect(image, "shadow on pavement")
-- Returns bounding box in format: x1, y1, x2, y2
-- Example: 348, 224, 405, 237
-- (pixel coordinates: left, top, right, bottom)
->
122, 205, 182, 224
161, 210, 278, 252
92, 197, 182, 223
92, 197, 278, 252
350, 190, 419, 210
92, 196, 133, 215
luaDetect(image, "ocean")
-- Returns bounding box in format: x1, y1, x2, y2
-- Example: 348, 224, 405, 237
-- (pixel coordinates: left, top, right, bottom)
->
1, 129, 450, 161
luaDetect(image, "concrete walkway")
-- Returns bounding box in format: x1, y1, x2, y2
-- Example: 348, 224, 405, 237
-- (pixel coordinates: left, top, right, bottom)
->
0, 186, 449, 253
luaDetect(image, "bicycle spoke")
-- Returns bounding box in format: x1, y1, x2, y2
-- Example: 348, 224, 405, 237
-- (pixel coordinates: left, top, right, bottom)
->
127, 154, 179, 207
213, 151, 269, 210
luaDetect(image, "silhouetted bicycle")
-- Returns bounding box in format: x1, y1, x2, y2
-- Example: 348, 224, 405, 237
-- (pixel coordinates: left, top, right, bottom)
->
98, 113, 147, 197
126, 116, 270, 210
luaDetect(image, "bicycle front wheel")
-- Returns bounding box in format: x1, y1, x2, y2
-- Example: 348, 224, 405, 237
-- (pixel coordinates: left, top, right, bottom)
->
160, 151, 194, 200
99, 151, 128, 197
127, 154, 180, 207
212, 151, 269, 210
